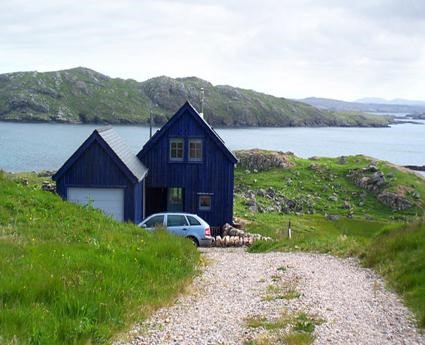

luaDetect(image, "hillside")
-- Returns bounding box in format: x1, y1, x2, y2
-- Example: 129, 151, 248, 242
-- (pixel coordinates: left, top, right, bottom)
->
299, 97, 425, 114
0, 172, 199, 345
0, 67, 391, 127
233, 150, 425, 327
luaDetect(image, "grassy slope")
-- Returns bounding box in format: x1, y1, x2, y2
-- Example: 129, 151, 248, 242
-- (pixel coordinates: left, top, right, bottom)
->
234, 154, 425, 326
363, 222, 425, 327
0, 172, 199, 345
0, 68, 391, 127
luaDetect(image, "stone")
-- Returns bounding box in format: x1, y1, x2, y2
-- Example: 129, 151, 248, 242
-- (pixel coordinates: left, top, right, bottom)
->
342, 201, 351, 209
371, 171, 385, 186
411, 191, 421, 199
328, 195, 338, 202
327, 214, 341, 221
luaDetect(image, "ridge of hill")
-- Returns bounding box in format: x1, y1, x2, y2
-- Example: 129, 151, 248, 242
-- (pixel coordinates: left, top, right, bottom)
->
0, 67, 391, 127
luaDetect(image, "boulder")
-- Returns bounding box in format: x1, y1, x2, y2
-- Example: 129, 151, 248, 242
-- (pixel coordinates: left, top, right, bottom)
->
328, 195, 338, 202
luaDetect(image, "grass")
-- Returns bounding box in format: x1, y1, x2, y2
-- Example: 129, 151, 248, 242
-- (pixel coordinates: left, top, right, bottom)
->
263, 283, 300, 301
362, 221, 425, 328
0, 172, 200, 344
245, 310, 322, 345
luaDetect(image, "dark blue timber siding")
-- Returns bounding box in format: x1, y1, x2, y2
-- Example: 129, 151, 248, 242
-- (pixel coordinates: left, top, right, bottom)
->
139, 106, 235, 227
55, 140, 144, 223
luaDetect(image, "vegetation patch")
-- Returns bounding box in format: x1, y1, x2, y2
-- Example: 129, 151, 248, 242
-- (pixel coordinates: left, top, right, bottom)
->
244, 310, 322, 345
0, 172, 199, 345
362, 221, 425, 328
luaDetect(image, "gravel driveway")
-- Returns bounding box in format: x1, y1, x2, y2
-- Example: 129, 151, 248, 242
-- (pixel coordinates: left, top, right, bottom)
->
116, 248, 425, 345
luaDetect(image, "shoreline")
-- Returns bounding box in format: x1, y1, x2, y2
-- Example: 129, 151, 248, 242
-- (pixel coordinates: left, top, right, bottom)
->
0, 119, 393, 129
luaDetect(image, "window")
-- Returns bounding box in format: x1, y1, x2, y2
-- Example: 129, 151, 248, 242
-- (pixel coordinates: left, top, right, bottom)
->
198, 194, 212, 211
189, 139, 203, 161
170, 138, 184, 161
167, 215, 188, 227
186, 215, 201, 225
144, 215, 164, 228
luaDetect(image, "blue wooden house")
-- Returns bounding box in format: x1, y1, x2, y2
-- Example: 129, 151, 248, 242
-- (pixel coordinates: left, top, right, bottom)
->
138, 101, 238, 227
53, 101, 237, 228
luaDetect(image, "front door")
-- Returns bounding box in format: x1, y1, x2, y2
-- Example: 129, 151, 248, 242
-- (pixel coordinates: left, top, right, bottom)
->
167, 187, 184, 212
146, 187, 167, 216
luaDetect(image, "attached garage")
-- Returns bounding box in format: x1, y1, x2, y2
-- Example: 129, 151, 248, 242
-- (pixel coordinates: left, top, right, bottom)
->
53, 127, 148, 223
67, 187, 125, 221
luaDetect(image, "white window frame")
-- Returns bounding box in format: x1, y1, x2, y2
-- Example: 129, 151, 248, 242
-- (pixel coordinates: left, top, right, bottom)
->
189, 139, 203, 162
169, 138, 184, 161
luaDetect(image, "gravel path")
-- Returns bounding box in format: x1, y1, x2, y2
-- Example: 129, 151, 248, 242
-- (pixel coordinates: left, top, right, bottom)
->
116, 248, 425, 345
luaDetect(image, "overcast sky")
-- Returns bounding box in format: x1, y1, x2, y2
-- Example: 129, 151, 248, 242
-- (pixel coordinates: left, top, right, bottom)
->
1, 0, 424, 101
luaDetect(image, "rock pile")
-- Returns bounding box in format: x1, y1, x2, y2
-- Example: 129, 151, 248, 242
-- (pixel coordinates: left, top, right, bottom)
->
349, 164, 385, 193
377, 192, 412, 211
212, 223, 272, 247
348, 163, 414, 211
234, 149, 293, 172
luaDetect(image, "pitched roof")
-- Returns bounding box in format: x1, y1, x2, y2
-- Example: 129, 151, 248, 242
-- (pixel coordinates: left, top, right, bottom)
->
53, 126, 148, 183
138, 101, 238, 164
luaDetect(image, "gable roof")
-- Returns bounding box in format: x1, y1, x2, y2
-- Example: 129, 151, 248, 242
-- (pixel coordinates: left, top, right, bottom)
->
138, 101, 238, 164
53, 126, 148, 183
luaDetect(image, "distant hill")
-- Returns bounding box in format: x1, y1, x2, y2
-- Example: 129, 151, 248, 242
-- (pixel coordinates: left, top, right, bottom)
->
355, 97, 425, 107
300, 97, 425, 114
0, 67, 391, 127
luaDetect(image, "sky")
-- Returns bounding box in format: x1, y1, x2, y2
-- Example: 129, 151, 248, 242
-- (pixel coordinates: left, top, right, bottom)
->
1, 0, 424, 101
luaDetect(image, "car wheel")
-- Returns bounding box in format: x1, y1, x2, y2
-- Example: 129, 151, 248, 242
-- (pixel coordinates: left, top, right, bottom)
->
187, 236, 199, 247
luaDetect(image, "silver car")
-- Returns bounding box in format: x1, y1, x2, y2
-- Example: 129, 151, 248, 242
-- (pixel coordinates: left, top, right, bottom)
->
138, 213, 214, 247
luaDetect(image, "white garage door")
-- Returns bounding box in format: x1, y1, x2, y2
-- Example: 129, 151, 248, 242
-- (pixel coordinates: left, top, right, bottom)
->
67, 188, 124, 221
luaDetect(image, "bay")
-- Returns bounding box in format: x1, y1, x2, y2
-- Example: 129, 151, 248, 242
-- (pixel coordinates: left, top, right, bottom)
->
0, 121, 424, 172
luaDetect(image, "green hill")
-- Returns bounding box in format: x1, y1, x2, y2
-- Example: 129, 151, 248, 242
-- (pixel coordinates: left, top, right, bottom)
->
0, 67, 391, 127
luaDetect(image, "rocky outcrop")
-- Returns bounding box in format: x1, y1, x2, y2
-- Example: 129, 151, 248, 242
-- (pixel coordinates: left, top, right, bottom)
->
349, 164, 386, 193
235, 149, 294, 172
377, 192, 413, 211
349, 163, 415, 211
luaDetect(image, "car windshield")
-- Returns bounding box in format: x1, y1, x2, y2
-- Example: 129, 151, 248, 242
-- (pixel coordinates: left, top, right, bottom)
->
144, 215, 164, 228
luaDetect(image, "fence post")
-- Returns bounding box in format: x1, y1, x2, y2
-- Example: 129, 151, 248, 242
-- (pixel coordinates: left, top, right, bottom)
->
288, 220, 292, 239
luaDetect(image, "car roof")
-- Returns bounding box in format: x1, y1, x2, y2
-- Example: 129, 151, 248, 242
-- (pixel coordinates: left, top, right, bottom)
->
148, 212, 198, 216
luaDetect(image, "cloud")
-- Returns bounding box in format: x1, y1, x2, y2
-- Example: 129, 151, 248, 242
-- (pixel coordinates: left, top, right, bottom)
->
0, 0, 424, 100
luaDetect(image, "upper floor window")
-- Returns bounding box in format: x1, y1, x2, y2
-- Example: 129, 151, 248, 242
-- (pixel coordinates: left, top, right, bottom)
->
189, 139, 203, 161
170, 138, 184, 161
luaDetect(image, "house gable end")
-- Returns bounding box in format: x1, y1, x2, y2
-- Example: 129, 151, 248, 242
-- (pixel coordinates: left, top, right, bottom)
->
53, 130, 143, 184
137, 101, 237, 164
